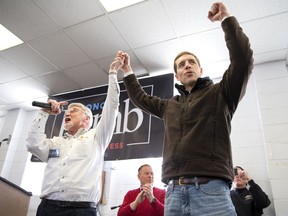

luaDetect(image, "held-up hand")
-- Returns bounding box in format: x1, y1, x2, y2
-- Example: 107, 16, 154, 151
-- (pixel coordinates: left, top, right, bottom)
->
208, 2, 230, 22
42, 99, 67, 115
116, 51, 132, 73
110, 56, 124, 72
243, 170, 252, 181
237, 169, 252, 182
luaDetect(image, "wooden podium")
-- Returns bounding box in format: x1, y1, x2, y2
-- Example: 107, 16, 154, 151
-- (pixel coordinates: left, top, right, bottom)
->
0, 176, 32, 216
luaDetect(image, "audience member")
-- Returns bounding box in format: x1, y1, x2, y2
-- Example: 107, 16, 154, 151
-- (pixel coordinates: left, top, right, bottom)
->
117, 164, 165, 216
231, 166, 271, 216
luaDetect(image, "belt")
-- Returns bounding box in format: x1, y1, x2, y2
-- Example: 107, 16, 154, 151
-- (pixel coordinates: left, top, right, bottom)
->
169, 177, 214, 185
42, 199, 97, 208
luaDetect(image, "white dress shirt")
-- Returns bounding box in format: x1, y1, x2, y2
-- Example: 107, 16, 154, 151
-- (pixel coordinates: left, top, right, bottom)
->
26, 74, 119, 202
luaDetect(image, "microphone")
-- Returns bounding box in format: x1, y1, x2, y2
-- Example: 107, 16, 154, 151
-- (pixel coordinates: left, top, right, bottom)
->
110, 205, 121, 210
32, 101, 52, 109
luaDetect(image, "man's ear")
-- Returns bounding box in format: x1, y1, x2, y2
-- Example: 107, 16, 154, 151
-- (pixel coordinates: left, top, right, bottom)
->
200, 68, 203, 76
85, 116, 90, 124
175, 73, 179, 81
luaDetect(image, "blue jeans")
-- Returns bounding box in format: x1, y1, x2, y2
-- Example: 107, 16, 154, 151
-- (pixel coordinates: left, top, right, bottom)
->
164, 179, 236, 216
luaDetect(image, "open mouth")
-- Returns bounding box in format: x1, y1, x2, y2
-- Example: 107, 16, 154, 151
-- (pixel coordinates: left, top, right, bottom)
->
65, 117, 71, 124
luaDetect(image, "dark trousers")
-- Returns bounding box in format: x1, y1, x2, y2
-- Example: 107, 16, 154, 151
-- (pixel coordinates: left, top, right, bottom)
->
36, 199, 97, 216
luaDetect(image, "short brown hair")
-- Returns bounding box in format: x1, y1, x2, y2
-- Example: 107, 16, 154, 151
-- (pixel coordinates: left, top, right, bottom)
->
173, 51, 201, 73
138, 164, 151, 174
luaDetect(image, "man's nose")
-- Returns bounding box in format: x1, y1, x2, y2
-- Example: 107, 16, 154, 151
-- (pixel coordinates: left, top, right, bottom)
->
185, 62, 191, 68
65, 112, 71, 117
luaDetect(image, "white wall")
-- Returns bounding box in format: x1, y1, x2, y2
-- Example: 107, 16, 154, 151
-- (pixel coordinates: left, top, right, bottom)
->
230, 71, 274, 215
253, 61, 288, 216
0, 109, 30, 184
0, 60, 287, 216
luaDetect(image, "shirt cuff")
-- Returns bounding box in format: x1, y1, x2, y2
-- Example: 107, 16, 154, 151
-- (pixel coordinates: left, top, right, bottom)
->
124, 71, 134, 77
109, 69, 117, 75
150, 197, 157, 205
248, 179, 256, 187
222, 15, 233, 22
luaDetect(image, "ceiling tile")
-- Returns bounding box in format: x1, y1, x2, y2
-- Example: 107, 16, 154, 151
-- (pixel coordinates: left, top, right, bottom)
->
134, 39, 184, 74
33, 0, 105, 28
0, 57, 28, 83
61, 62, 108, 88
0, 77, 50, 103
242, 13, 288, 55
33, 71, 82, 94
0, 97, 8, 106
164, 0, 288, 37
181, 28, 229, 65
224, 0, 288, 22
0, 0, 60, 41
29, 31, 91, 69
163, 0, 217, 36
0, 43, 57, 75
65, 15, 130, 59
109, 0, 177, 48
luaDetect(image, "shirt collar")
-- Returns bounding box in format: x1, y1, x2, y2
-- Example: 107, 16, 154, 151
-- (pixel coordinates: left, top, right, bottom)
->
64, 127, 88, 139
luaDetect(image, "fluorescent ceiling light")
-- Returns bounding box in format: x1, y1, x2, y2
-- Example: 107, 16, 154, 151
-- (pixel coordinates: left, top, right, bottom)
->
99, 0, 146, 12
0, 24, 23, 51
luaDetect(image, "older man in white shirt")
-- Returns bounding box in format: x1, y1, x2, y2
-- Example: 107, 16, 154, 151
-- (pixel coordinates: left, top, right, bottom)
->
26, 55, 123, 216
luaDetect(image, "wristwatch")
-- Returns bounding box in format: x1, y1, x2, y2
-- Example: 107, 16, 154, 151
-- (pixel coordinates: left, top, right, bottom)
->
150, 197, 156, 204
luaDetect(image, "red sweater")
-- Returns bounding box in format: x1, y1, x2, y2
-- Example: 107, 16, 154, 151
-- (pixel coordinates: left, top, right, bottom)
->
117, 187, 165, 216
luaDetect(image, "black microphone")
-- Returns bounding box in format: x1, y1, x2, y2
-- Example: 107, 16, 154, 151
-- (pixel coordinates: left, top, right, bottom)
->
110, 205, 121, 210
32, 101, 52, 109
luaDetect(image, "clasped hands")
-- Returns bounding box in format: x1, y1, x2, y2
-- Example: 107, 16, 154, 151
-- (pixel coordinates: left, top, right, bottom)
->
110, 51, 132, 73
138, 183, 154, 203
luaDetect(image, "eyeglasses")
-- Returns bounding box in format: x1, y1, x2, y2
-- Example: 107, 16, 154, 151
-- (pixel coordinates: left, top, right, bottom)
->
65, 107, 87, 115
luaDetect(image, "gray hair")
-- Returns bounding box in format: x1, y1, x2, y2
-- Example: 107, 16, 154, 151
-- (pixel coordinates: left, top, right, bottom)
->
68, 103, 93, 129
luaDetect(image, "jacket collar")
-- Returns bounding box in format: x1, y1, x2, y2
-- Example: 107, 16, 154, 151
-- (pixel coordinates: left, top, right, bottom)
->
175, 76, 213, 95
